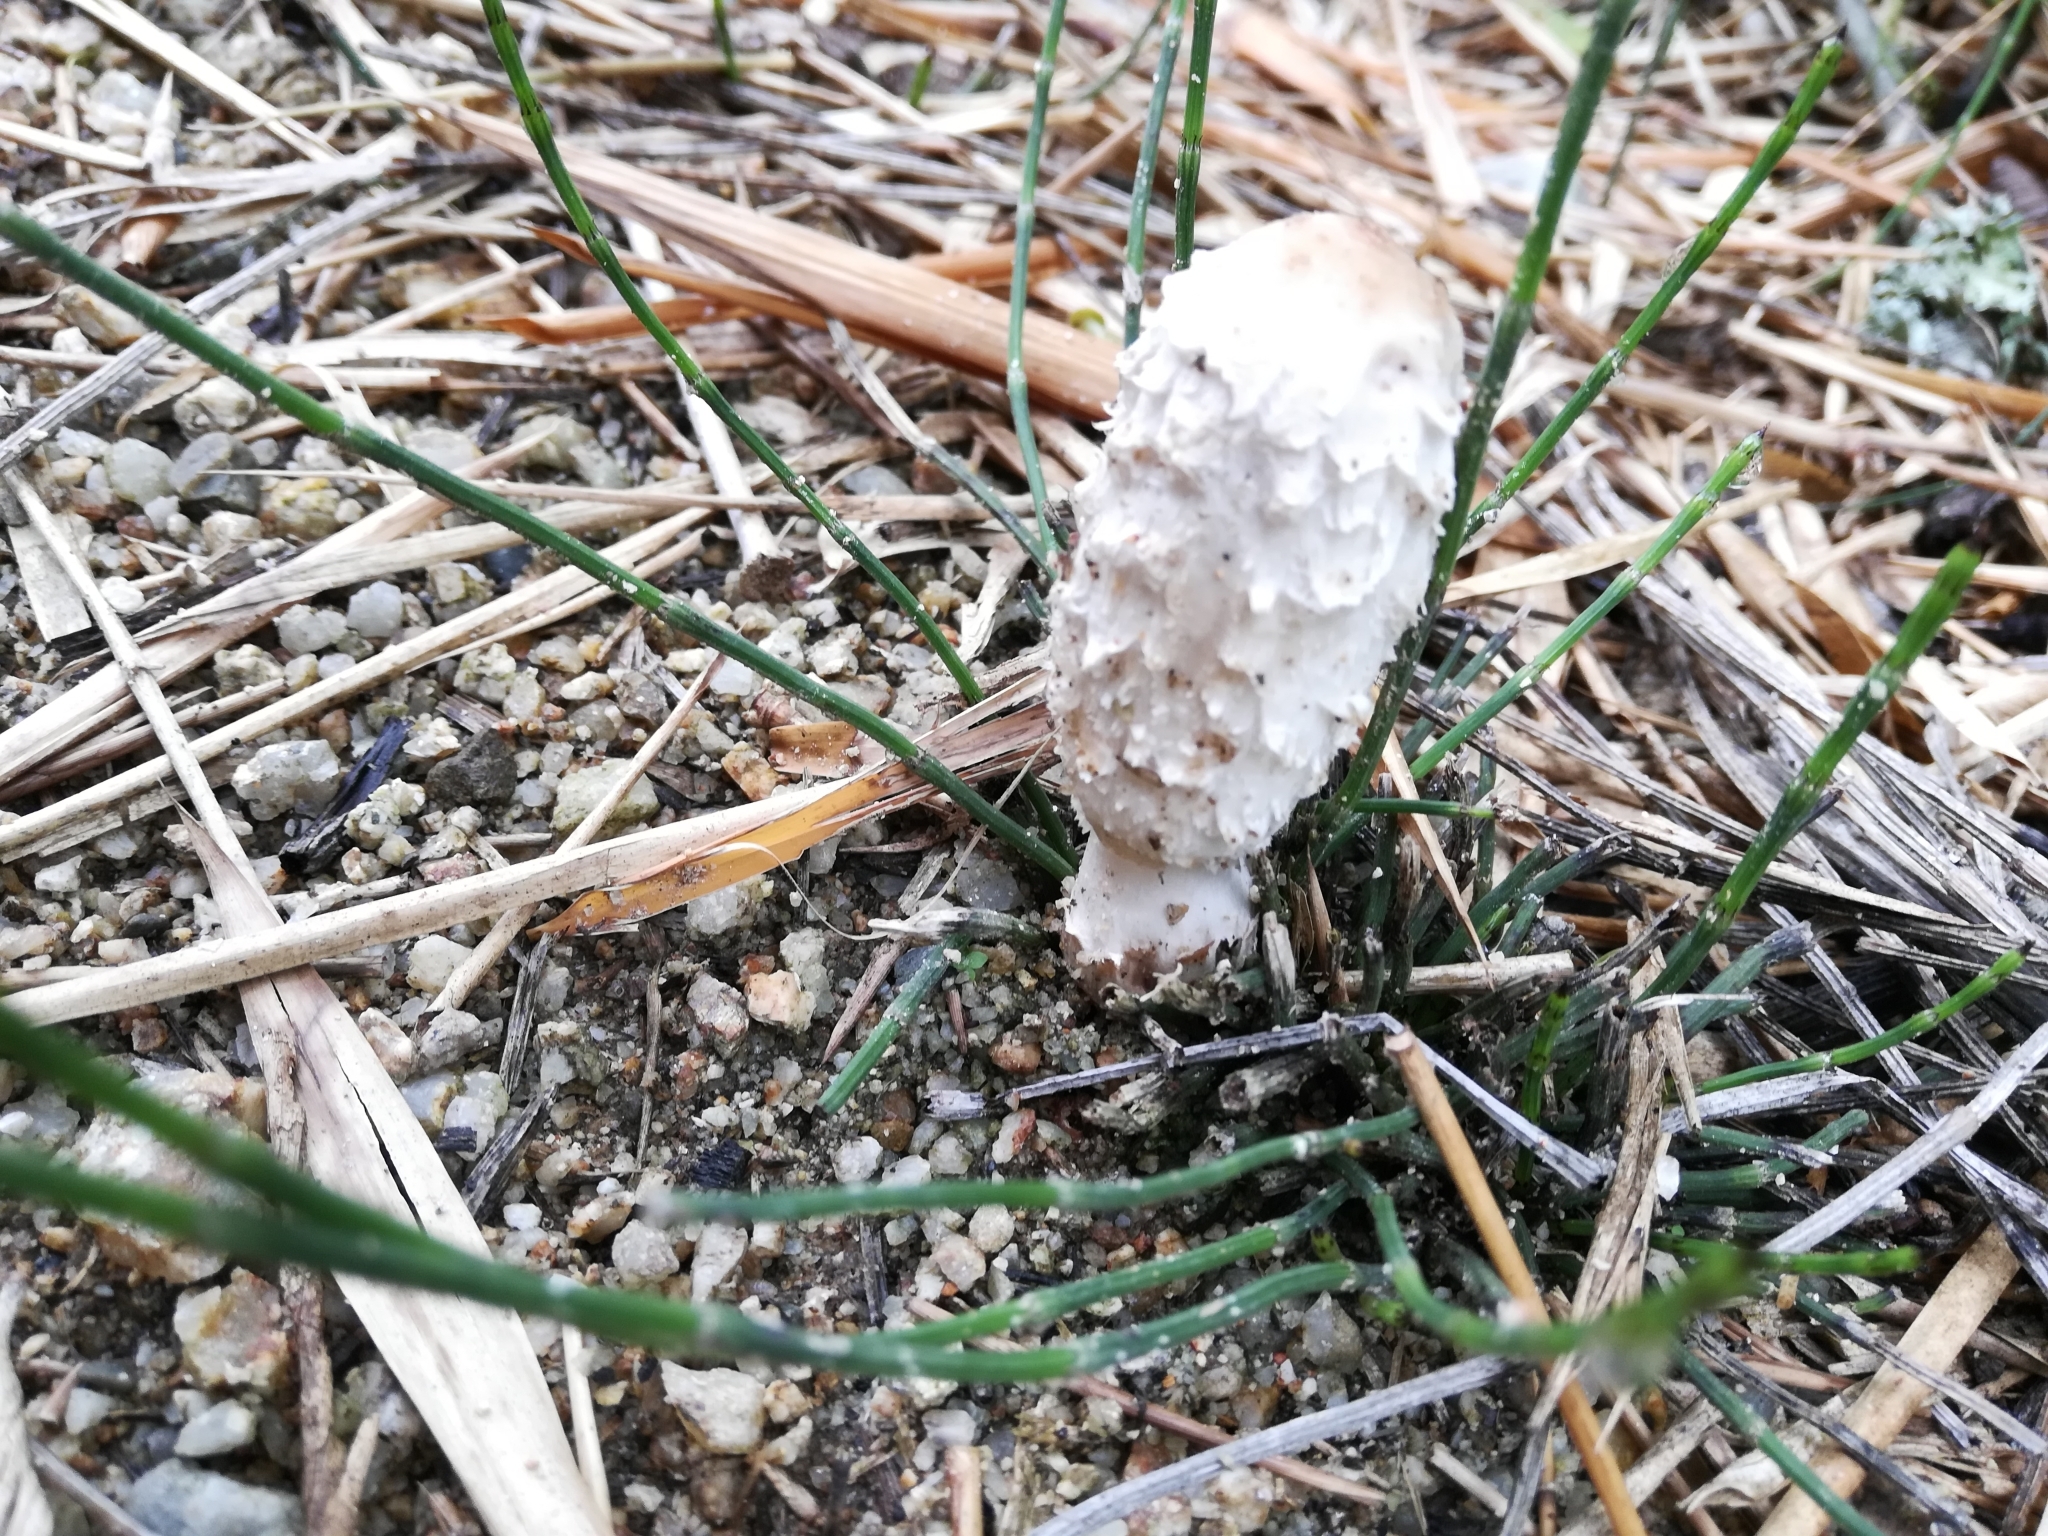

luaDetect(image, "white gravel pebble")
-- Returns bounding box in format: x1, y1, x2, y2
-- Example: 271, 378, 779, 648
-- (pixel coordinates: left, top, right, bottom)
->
834, 1137, 883, 1183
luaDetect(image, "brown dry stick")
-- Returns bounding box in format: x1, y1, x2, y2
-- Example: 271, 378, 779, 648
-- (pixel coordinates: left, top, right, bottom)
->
1755, 1225, 2019, 1536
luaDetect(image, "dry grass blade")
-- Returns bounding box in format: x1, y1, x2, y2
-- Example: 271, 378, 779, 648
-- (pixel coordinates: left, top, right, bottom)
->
446, 107, 1118, 416
188, 827, 607, 1536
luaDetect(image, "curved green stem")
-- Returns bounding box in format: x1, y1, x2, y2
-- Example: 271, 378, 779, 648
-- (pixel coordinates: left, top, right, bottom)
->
1170, 0, 1218, 269
1410, 432, 1761, 779
1472, 43, 1842, 530
1698, 948, 2023, 1092
1006, 0, 1068, 543
653, 1109, 1420, 1223
1317, 0, 1636, 866
479, 0, 989, 710
1643, 542, 1980, 996
0, 207, 1074, 880
1125, 0, 1186, 343
1874, 0, 2041, 244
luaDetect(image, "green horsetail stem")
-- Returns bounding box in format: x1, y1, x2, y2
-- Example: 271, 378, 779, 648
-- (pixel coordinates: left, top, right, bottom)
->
1170, 0, 1219, 270
0, 1001, 1378, 1380
1004, 0, 1068, 547
818, 943, 951, 1113
1471, 44, 1840, 535
1697, 948, 2024, 1092
651, 1109, 1421, 1223
475, 0, 991, 707
1677, 1346, 1891, 1536
1874, 0, 2041, 245
1408, 432, 1762, 780
1643, 541, 1981, 996
1319, 0, 1635, 865
1125, 0, 1187, 344
0, 207, 1074, 880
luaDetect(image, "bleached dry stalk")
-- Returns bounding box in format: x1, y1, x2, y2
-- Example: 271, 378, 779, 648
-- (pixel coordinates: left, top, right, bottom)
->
0, 505, 709, 864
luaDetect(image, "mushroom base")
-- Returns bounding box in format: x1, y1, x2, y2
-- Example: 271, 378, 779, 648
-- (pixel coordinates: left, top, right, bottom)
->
1061, 835, 1254, 995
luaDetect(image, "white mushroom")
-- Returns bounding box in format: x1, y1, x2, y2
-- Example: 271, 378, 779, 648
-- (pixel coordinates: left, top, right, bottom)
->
1049, 213, 1464, 992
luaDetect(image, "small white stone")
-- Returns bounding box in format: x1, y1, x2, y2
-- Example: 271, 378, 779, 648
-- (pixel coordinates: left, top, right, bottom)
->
64, 1386, 115, 1434
346, 581, 405, 639
687, 973, 749, 1052
33, 856, 82, 894
406, 935, 474, 994
931, 1233, 987, 1289
690, 1221, 746, 1302
105, 439, 173, 504
552, 758, 658, 835
661, 1364, 765, 1454
173, 1399, 257, 1458
273, 604, 349, 656
929, 1134, 971, 1178
123, 1461, 300, 1536
967, 1206, 1014, 1255
173, 377, 257, 436
834, 1137, 883, 1184
230, 740, 340, 822
612, 1220, 680, 1283
685, 880, 759, 937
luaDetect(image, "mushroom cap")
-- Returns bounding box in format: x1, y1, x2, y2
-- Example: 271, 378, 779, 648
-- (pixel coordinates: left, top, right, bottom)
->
1051, 212, 1462, 875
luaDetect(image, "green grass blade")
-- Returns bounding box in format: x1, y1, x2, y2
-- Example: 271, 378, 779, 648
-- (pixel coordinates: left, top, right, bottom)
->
711, 0, 738, 78
476, 0, 991, 710
1126, 0, 1187, 343
819, 944, 950, 1113
1644, 542, 1981, 997
653, 1109, 1420, 1223
0, 207, 1074, 880
1475, 42, 1841, 529
1410, 432, 1762, 779
1170, 0, 1219, 269
1600, 0, 1688, 203
1318, 0, 1636, 865
1698, 948, 2023, 1092
1005, 0, 1068, 543
1677, 1347, 1892, 1536
1874, 0, 2039, 243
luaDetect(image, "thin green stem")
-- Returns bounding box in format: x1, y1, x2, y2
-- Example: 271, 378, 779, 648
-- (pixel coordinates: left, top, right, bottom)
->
1516, 992, 1567, 1185
1698, 948, 2023, 1092
900, 1183, 1351, 1345
1125, 0, 1186, 343
820, 944, 950, 1113
1677, 1347, 1892, 1536
0, 1137, 1356, 1382
711, 0, 738, 78
0, 1002, 1372, 1382
653, 1109, 1420, 1223
1644, 542, 1980, 997
478, 0, 989, 711
1874, 0, 2041, 244
1006, 0, 1068, 543
1600, 0, 1687, 204
1411, 432, 1761, 779
0, 208, 1073, 880
906, 51, 933, 108
1170, 0, 1218, 269
1318, 0, 1636, 866
1473, 43, 1842, 530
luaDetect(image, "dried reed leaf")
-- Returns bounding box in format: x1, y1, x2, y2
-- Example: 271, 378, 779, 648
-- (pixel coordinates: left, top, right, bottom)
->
444, 106, 1119, 416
